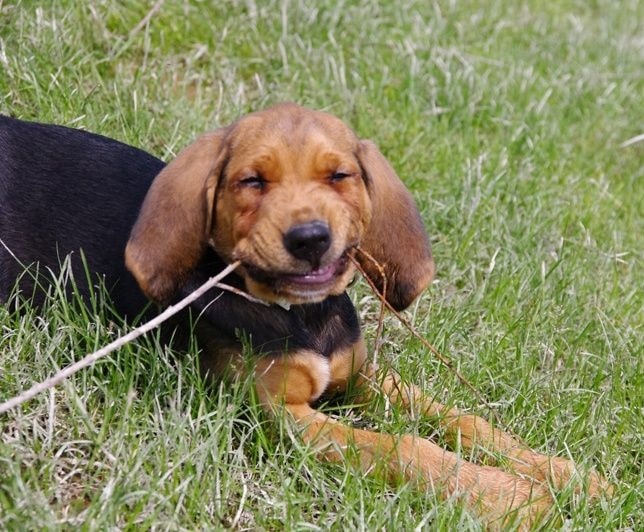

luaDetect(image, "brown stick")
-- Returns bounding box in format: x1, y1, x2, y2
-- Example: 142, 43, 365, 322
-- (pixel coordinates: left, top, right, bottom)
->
350, 248, 504, 426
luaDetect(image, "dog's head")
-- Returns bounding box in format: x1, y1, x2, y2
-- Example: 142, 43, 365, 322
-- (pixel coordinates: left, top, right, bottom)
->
126, 103, 434, 310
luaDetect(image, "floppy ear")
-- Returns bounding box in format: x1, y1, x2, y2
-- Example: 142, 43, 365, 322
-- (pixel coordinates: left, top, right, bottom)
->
125, 129, 229, 302
356, 140, 435, 311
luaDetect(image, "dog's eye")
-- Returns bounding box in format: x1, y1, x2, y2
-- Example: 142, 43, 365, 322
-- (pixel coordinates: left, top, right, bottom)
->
330, 171, 351, 183
239, 175, 266, 190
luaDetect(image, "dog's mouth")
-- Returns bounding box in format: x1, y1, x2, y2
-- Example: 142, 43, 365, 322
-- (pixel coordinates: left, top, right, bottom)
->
279, 258, 343, 285
245, 253, 349, 286
242, 252, 352, 302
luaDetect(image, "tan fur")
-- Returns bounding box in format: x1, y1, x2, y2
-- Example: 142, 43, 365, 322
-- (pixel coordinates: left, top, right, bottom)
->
255, 351, 330, 406
126, 130, 229, 301
356, 140, 435, 310
327, 340, 367, 394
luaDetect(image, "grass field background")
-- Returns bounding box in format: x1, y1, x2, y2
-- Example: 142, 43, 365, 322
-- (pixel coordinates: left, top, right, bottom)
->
1, 0, 642, 529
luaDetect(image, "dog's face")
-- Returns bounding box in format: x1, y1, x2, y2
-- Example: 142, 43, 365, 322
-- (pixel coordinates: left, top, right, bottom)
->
126, 103, 434, 310
213, 106, 370, 304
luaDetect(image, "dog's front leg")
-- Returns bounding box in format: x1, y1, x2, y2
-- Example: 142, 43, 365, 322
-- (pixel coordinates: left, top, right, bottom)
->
255, 347, 552, 530
360, 366, 613, 499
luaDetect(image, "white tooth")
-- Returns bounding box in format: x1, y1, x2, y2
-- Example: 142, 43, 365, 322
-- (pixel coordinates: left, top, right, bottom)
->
273, 299, 292, 311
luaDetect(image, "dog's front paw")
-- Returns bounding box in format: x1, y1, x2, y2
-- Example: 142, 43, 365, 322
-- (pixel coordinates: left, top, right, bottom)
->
546, 455, 614, 499
515, 451, 614, 500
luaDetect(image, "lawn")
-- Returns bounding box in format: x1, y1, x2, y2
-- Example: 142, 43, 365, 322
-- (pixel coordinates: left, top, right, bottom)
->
1, 0, 642, 529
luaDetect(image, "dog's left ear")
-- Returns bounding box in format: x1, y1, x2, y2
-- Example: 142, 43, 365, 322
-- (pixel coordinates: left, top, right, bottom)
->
356, 140, 434, 311
126, 129, 229, 302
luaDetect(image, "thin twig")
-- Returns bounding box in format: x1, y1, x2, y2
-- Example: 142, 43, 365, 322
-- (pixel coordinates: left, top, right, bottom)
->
351, 248, 503, 423
212, 282, 269, 306
0, 261, 240, 414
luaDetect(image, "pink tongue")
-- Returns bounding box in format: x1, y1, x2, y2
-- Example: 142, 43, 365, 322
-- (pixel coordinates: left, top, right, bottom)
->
287, 262, 336, 284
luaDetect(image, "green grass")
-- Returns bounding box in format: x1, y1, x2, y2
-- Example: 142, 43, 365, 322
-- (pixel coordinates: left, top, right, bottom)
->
1, 0, 642, 528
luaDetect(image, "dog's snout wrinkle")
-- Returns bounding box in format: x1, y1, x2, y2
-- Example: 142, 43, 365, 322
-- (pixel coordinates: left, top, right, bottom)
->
283, 221, 331, 266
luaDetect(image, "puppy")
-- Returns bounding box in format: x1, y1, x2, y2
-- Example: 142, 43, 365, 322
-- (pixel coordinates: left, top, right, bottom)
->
0, 104, 610, 528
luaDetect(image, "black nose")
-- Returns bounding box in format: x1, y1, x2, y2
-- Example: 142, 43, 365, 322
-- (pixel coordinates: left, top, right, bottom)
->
283, 221, 331, 265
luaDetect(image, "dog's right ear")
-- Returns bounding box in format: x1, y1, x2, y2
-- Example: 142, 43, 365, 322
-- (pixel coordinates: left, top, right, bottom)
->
126, 129, 229, 302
